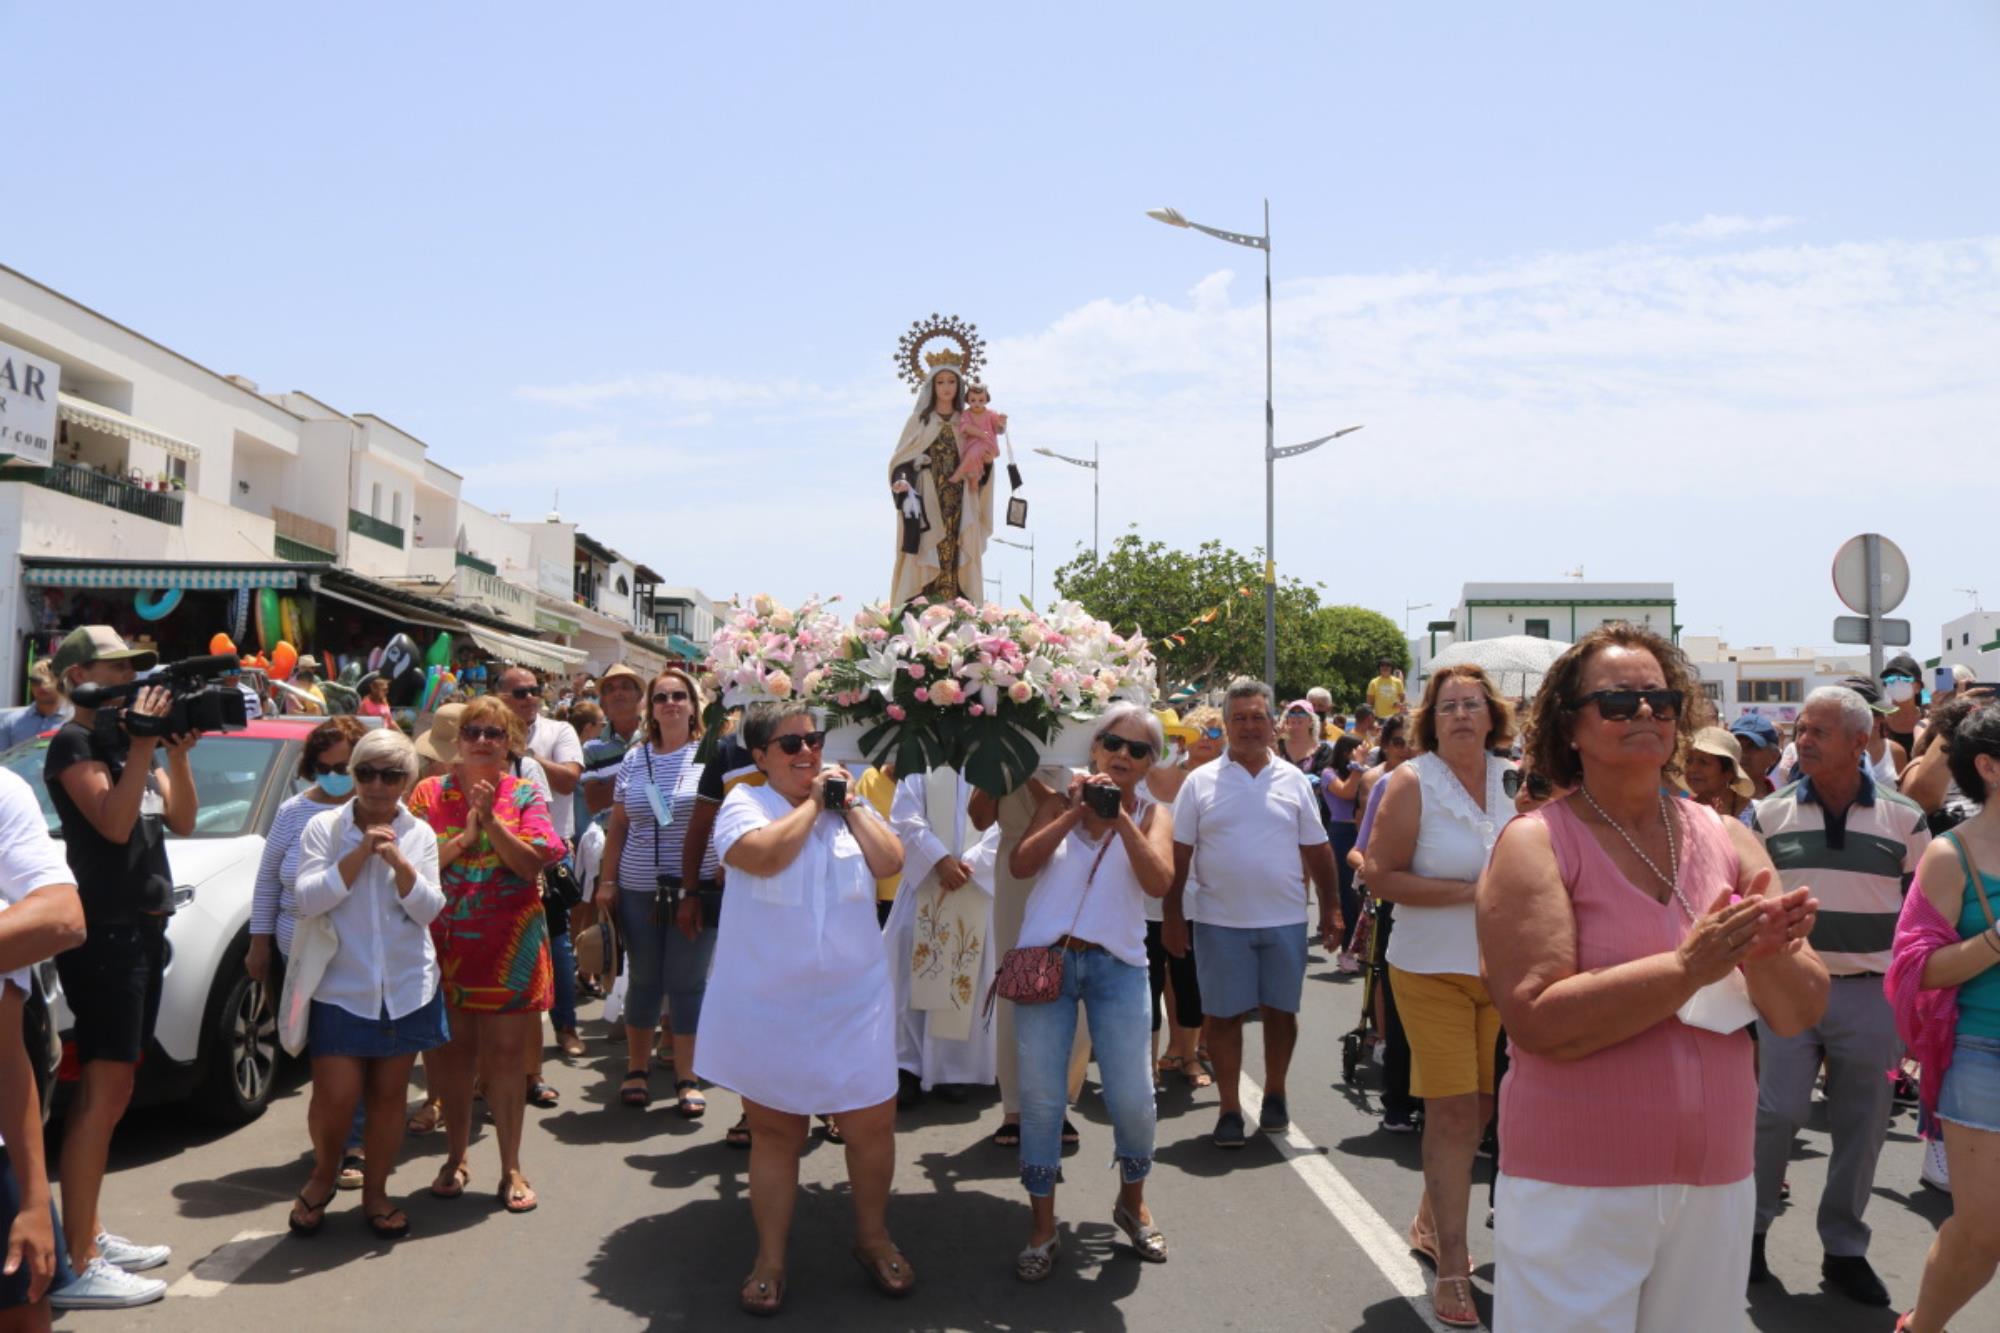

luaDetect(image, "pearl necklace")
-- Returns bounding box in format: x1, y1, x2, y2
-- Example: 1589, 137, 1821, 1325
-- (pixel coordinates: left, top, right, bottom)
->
1579, 785, 1697, 924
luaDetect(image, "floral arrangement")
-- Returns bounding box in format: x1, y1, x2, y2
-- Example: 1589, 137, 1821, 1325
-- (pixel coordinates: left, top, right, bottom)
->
694, 594, 844, 754
818, 596, 1156, 795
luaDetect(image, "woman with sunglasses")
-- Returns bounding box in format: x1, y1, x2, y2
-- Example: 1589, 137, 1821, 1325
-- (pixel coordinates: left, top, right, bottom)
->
1145, 705, 1222, 1088
288, 727, 446, 1240
1007, 703, 1178, 1281
695, 703, 907, 1315
596, 667, 717, 1116
250, 717, 370, 1186
408, 694, 566, 1215
1479, 624, 1826, 1331
1362, 664, 1517, 1327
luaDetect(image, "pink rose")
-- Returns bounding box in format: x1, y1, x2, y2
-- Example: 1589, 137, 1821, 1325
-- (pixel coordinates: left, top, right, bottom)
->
915, 687, 930, 702
969, 703, 985, 717
907, 662, 926, 680
1008, 680, 1034, 705
887, 704, 907, 721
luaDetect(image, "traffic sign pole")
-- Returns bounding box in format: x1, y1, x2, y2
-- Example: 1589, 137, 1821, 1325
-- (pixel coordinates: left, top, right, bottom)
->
1865, 532, 1884, 678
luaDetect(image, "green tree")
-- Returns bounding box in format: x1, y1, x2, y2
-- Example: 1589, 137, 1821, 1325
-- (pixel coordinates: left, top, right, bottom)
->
1309, 605, 1409, 709
1051, 530, 1327, 698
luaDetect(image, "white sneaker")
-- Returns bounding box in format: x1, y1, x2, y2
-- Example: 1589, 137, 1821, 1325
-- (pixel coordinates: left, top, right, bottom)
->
96, 1231, 171, 1272
1335, 951, 1362, 974
49, 1257, 167, 1310
1920, 1136, 1952, 1194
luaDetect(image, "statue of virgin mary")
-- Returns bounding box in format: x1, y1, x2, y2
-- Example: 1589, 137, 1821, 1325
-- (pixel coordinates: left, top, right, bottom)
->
889, 360, 993, 608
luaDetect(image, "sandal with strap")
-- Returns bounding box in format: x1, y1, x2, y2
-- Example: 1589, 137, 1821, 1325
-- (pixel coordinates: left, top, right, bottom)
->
336, 1153, 365, 1190
428, 1160, 470, 1199
498, 1177, 539, 1215
288, 1184, 336, 1237
1157, 1054, 1187, 1076
1112, 1202, 1168, 1263
526, 1077, 560, 1109
674, 1079, 707, 1119
819, 1114, 844, 1145
739, 1266, 786, 1316
726, 1114, 752, 1149
1407, 1216, 1440, 1268
406, 1098, 443, 1134
1015, 1234, 1061, 1283
363, 1206, 410, 1240
852, 1241, 915, 1298
1433, 1274, 1481, 1329
1184, 1063, 1213, 1089
620, 1069, 652, 1108
993, 1120, 1022, 1148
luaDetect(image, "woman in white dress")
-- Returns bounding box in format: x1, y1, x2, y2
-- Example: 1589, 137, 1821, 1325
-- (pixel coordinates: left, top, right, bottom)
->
695, 703, 909, 1316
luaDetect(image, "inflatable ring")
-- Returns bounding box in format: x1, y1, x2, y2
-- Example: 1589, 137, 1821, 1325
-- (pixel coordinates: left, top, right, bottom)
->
133, 588, 184, 621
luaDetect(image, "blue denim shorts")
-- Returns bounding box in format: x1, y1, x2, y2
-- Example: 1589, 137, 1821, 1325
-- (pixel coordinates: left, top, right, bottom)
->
1938, 1034, 2000, 1134
1192, 921, 1309, 1018
309, 990, 450, 1060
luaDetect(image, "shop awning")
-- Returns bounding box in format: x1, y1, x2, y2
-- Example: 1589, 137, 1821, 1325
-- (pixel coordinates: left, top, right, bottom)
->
666, 633, 702, 659
57, 394, 201, 463
310, 576, 462, 631
463, 624, 586, 675
23, 561, 301, 590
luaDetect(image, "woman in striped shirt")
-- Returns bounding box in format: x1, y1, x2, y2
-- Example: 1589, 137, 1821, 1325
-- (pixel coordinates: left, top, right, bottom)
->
596, 667, 718, 1117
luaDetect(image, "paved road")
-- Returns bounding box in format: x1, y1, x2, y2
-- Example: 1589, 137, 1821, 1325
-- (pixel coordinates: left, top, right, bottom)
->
55, 952, 1995, 1331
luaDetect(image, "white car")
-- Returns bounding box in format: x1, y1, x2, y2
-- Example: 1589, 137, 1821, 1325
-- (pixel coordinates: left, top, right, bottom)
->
2, 714, 363, 1124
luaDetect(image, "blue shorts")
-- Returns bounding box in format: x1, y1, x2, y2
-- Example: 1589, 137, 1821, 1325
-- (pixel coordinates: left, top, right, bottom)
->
1193, 921, 1309, 1018
309, 990, 450, 1061
1938, 1034, 2000, 1134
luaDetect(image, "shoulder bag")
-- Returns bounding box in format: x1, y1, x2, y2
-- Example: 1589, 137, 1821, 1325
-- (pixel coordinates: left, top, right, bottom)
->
987, 808, 1126, 1013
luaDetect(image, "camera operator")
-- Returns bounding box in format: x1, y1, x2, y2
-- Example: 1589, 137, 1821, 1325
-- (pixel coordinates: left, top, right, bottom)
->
42, 627, 197, 1308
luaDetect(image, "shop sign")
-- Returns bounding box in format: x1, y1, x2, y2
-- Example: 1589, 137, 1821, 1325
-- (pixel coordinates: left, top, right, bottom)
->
0, 339, 59, 466
452, 567, 537, 628
538, 559, 571, 600
536, 608, 580, 637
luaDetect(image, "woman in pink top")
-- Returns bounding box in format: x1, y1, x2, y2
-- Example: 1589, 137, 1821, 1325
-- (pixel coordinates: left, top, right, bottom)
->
1479, 624, 1828, 1332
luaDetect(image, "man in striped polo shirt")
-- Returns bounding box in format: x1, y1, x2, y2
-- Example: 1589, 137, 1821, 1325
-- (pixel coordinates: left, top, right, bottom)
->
1748, 685, 1929, 1307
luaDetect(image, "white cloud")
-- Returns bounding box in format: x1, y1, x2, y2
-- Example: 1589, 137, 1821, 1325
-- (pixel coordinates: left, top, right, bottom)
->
491, 227, 2000, 653
1654, 213, 1799, 241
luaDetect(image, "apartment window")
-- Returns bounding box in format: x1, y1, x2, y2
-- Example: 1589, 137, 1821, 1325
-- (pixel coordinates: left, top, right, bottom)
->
1737, 679, 1802, 704
167, 457, 187, 485
615, 575, 630, 596
371, 482, 382, 518
1701, 681, 1723, 705
1966, 633, 1973, 647
1523, 619, 1550, 639
664, 611, 682, 631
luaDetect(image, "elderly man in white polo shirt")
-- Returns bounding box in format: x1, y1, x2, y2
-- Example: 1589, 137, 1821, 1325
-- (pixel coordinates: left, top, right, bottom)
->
1165, 678, 1341, 1148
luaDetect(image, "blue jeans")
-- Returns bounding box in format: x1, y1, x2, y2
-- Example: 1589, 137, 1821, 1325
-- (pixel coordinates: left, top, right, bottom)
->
1015, 947, 1155, 1197
616, 891, 717, 1036
547, 918, 577, 1034
1329, 822, 1359, 944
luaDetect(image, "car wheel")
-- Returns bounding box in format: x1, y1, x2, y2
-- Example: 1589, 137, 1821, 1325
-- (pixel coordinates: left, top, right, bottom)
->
195, 937, 278, 1125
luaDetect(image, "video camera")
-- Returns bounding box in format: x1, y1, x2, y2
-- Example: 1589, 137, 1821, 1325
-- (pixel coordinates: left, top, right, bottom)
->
71, 652, 250, 738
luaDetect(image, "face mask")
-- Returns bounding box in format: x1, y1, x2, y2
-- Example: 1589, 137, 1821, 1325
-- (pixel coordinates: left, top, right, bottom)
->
1885, 680, 1915, 705
317, 772, 355, 799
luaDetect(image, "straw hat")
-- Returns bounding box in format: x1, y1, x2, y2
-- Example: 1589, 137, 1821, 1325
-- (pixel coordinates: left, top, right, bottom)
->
1690, 726, 1754, 800
1156, 708, 1197, 746
415, 702, 466, 766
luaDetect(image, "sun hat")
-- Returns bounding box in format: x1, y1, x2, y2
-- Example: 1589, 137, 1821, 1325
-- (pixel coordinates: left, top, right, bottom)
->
1690, 726, 1754, 799
1156, 708, 1197, 745
415, 702, 466, 766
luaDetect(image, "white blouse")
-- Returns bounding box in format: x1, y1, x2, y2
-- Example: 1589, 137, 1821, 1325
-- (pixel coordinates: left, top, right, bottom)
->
295, 802, 446, 1021
1384, 751, 1515, 977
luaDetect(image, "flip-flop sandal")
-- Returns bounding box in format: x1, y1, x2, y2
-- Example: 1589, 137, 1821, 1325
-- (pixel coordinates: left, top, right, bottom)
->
288, 1185, 336, 1237
819, 1115, 844, 1145
620, 1070, 651, 1108
428, 1161, 470, 1199
739, 1268, 786, 1316
674, 1080, 707, 1118
363, 1207, 410, 1240
337, 1153, 365, 1190
993, 1121, 1022, 1147
725, 1115, 752, 1149
499, 1180, 539, 1214
852, 1242, 915, 1297
526, 1078, 560, 1109
1185, 1065, 1214, 1089
406, 1098, 443, 1134
1433, 1274, 1480, 1329
1156, 1054, 1188, 1075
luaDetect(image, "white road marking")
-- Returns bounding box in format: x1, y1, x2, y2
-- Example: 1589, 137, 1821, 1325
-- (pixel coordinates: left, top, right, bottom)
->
1236, 1075, 1457, 1332
166, 1229, 284, 1299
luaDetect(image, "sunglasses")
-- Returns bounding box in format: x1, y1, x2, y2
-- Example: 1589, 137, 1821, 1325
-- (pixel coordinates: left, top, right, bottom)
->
353, 764, 408, 785
1095, 733, 1155, 761
1569, 689, 1683, 722
318, 762, 349, 776
1502, 770, 1554, 801
766, 731, 827, 755
459, 724, 509, 743
1200, 726, 1224, 739
652, 690, 691, 704
506, 686, 539, 699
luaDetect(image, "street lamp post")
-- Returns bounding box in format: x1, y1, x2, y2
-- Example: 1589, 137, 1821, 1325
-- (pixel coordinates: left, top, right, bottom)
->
1149, 201, 1362, 686
992, 532, 1035, 609
1404, 601, 1433, 639
1033, 442, 1098, 560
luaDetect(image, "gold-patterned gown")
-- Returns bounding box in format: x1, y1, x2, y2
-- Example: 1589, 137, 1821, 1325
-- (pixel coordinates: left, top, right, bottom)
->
922, 418, 963, 601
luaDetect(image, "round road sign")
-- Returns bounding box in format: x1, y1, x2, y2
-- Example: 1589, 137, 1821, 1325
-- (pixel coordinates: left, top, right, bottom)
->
1831, 533, 1909, 615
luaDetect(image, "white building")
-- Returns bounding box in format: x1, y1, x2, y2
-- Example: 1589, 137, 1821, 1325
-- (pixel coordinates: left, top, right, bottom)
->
1680, 637, 1871, 727
1930, 610, 2000, 683
1412, 581, 1679, 681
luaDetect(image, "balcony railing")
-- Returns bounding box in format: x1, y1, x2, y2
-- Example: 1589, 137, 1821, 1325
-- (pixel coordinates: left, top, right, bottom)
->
12, 460, 185, 525
348, 509, 405, 549
454, 550, 497, 576
273, 505, 339, 557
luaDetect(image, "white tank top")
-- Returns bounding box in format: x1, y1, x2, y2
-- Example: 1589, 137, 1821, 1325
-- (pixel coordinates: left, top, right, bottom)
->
1018, 791, 1156, 969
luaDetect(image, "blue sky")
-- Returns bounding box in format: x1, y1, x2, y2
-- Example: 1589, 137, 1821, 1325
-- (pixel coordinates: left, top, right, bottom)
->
11, 3, 1999, 655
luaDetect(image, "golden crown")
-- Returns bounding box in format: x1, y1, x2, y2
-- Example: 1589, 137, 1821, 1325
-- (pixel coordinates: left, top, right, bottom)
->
894, 313, 985, 393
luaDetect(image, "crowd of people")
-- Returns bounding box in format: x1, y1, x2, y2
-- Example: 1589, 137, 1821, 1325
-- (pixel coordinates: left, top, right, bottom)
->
1, 623, 1996, 1330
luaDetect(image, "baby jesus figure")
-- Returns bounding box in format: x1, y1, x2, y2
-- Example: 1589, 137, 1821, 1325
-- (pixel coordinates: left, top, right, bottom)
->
947, 382, 1007, 494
